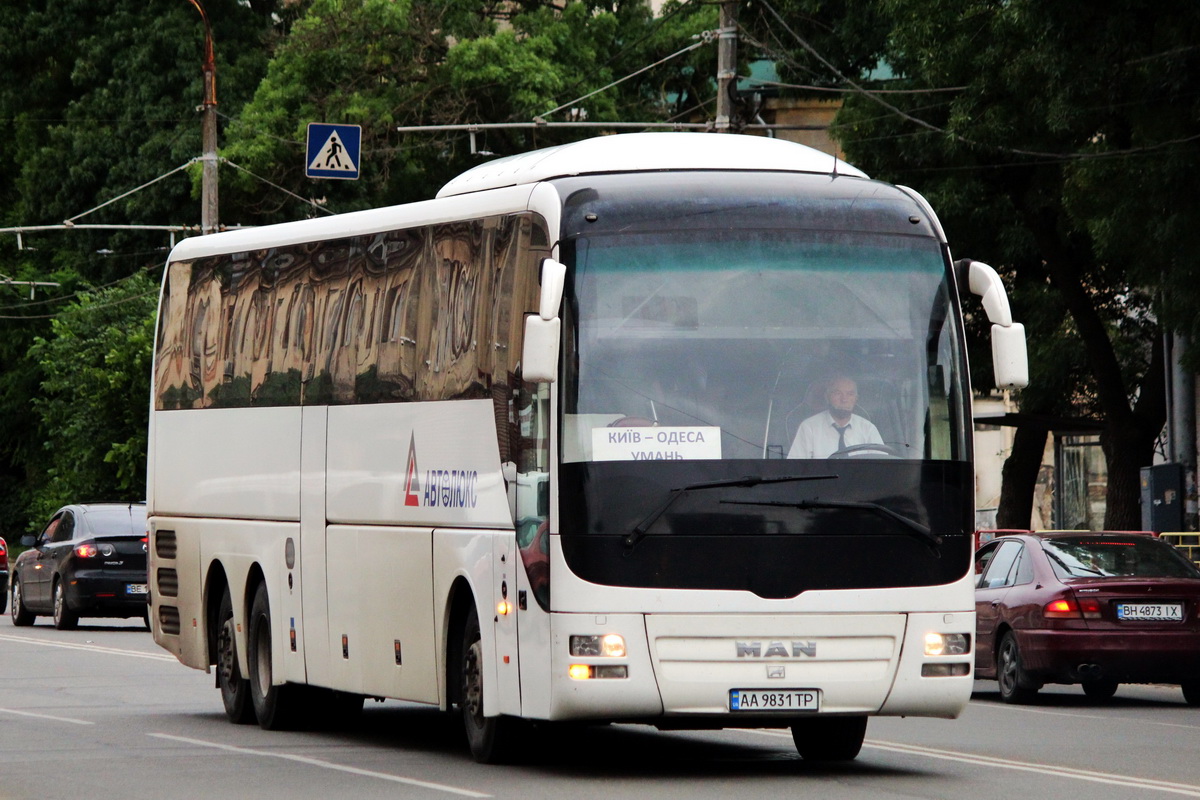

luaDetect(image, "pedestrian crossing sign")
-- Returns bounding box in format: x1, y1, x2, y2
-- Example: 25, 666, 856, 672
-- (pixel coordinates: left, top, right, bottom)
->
306, 123, 361, 180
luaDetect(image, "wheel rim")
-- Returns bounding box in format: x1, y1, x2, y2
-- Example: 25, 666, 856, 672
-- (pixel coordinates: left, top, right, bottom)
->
463, 640, 484, 724
998, 639, 1019, 695
217, 617, 237, 688
11, 581, 21, 617
54, 583, 64, 622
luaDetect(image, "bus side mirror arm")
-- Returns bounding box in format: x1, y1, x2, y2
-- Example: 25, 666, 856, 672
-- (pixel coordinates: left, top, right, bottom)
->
958, 259, 1029, 390
522, 258, 567, 383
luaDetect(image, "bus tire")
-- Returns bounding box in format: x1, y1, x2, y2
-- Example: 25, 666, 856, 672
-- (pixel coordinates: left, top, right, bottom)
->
216, 589, 255, 724
247, 582, 299, 730
790, 716, 867, 761
460, 605, 517, 764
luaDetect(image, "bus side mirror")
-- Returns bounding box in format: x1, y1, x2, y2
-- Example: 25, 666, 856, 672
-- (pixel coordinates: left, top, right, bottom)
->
962, 260, 1029, 389
538, 258, 567, 320
991, 322, 1028, 390
522, 315, 559, 383
522, 258, 567, 383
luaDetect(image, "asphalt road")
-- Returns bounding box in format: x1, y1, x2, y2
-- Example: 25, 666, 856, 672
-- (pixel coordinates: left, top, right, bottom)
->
2, 619, 1199, 800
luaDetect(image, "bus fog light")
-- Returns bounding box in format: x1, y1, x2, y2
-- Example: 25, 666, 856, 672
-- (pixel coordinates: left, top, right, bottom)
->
921, 663, 971, 677
570, 634, 626, 657
595, 665, 628, 679
924, 632, 970, 656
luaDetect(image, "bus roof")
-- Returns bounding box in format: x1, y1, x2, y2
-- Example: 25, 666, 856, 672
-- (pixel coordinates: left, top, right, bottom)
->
436, 132, 868, 198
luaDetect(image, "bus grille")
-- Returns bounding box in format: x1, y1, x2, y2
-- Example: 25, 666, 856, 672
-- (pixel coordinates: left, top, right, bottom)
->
155, 530, 177, 560
158, 605, 181, 635
156, 568, 179, 597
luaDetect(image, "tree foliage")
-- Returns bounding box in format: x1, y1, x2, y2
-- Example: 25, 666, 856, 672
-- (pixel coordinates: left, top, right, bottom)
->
26, 272, 158, 525
744, 0, 1199, 527
220, 0, 717, 218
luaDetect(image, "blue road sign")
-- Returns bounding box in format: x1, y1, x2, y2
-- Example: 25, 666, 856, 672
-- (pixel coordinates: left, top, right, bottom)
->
306, 123, 361, 180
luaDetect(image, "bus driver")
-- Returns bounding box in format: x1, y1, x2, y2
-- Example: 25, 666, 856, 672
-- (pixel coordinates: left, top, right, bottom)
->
788, 376, 884, 458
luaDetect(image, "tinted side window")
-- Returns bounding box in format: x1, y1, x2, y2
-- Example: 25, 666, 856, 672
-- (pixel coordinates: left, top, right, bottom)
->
49, 512, 76, 543
1012, 546, 1034, 585
980, 541, 1021, 589
975, 543, 1000, 588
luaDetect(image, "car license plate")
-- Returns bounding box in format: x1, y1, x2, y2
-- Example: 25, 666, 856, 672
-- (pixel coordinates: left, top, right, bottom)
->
126, 583, 149, 595
1116, 603, 1182, 621
729, 689, 819, 712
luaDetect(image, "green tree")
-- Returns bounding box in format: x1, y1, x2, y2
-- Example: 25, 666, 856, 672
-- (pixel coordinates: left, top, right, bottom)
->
0, 0, 283, 536
219, 0, 718, 218
746, 0, 1196, 528
26, 273, 158, 526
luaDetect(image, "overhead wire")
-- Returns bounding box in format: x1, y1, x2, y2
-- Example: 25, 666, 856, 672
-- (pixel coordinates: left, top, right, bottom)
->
756, 0, 1200, 164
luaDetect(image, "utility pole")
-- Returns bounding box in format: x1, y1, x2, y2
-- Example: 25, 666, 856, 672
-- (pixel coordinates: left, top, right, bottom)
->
714, 1, 738, 132
188, 0, 219, 234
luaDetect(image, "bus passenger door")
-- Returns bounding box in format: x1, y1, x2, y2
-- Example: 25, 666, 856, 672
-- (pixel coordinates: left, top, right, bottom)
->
492, 534, 522, 715
515, 383, 553, 718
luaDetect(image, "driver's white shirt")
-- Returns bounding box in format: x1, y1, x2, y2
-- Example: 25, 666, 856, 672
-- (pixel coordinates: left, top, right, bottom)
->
787, 410, 883, 459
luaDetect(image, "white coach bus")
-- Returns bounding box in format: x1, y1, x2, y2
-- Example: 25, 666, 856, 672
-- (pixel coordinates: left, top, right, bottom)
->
147, 132, 1027, 763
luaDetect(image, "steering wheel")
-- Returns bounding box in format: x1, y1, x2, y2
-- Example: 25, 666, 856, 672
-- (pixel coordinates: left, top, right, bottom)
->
608, 416, 657, 428
829, 442, 901, 459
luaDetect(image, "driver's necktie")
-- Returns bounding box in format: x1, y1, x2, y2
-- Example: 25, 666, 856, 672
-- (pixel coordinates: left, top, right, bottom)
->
833, 423, 849, 451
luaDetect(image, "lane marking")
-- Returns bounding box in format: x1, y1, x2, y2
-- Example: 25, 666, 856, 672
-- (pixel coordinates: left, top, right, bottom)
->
0, 632, 176, 662
744, 730, 1200, 797
0, 707, 93, 726
148, 733, 492, 797
976, 700, 1200, 731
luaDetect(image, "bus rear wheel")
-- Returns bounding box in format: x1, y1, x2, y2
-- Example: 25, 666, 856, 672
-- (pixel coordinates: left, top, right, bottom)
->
247, 582, 300, 730
459, 605, 518, 764
790, 716, 867, 761
216, 589, 255, 724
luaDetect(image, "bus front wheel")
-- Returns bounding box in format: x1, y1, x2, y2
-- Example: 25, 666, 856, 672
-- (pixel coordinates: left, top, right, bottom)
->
247, 582, 299, 730
216, 589, 255, 724
790, 716, 867, 761
460, 605, 518, 764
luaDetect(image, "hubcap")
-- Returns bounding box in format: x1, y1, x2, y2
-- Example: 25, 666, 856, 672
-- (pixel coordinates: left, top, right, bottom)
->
463, 640, 484, 723
12, 582, 20, 615
218, 618, 236, 687
999, 641, 1017, 694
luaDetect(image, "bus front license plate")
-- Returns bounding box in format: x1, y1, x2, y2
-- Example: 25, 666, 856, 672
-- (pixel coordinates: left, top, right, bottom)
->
729, 689, 819, 712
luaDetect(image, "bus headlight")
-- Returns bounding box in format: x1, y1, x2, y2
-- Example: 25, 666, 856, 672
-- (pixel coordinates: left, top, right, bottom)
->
924, 632, 970, 656
570, 634, 626, 658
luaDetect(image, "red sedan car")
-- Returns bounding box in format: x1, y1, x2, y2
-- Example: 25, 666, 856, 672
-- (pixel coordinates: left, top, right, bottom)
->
974, 531, 1200, 704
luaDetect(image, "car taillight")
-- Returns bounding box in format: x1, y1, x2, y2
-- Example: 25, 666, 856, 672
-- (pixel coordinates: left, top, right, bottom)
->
0, 537, 6, 569
74, 542, 99, 558
1043, 595, 1102, 619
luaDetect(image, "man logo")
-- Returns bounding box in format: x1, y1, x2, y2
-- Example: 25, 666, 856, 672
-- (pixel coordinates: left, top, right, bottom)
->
735, 641, 817, 658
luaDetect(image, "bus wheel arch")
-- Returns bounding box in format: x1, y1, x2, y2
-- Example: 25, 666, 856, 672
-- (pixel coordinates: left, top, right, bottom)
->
246, 576, 301, 729
445, 578, 520, 763
206, 562, 255, 725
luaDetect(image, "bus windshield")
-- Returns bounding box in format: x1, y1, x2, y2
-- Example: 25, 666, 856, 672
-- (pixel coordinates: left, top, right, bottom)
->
563, 229, 967, 465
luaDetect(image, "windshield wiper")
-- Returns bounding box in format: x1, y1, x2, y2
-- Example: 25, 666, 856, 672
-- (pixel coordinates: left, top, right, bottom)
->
721, 498, 943, 555
623, 474, 838, 552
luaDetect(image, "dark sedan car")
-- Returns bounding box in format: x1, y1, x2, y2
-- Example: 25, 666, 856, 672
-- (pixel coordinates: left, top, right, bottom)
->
10, 503, 148, 630
974, 531, 1200, 704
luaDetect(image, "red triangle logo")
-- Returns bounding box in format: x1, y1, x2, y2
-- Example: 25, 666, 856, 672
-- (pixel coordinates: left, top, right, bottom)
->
403, 434, 420, 506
